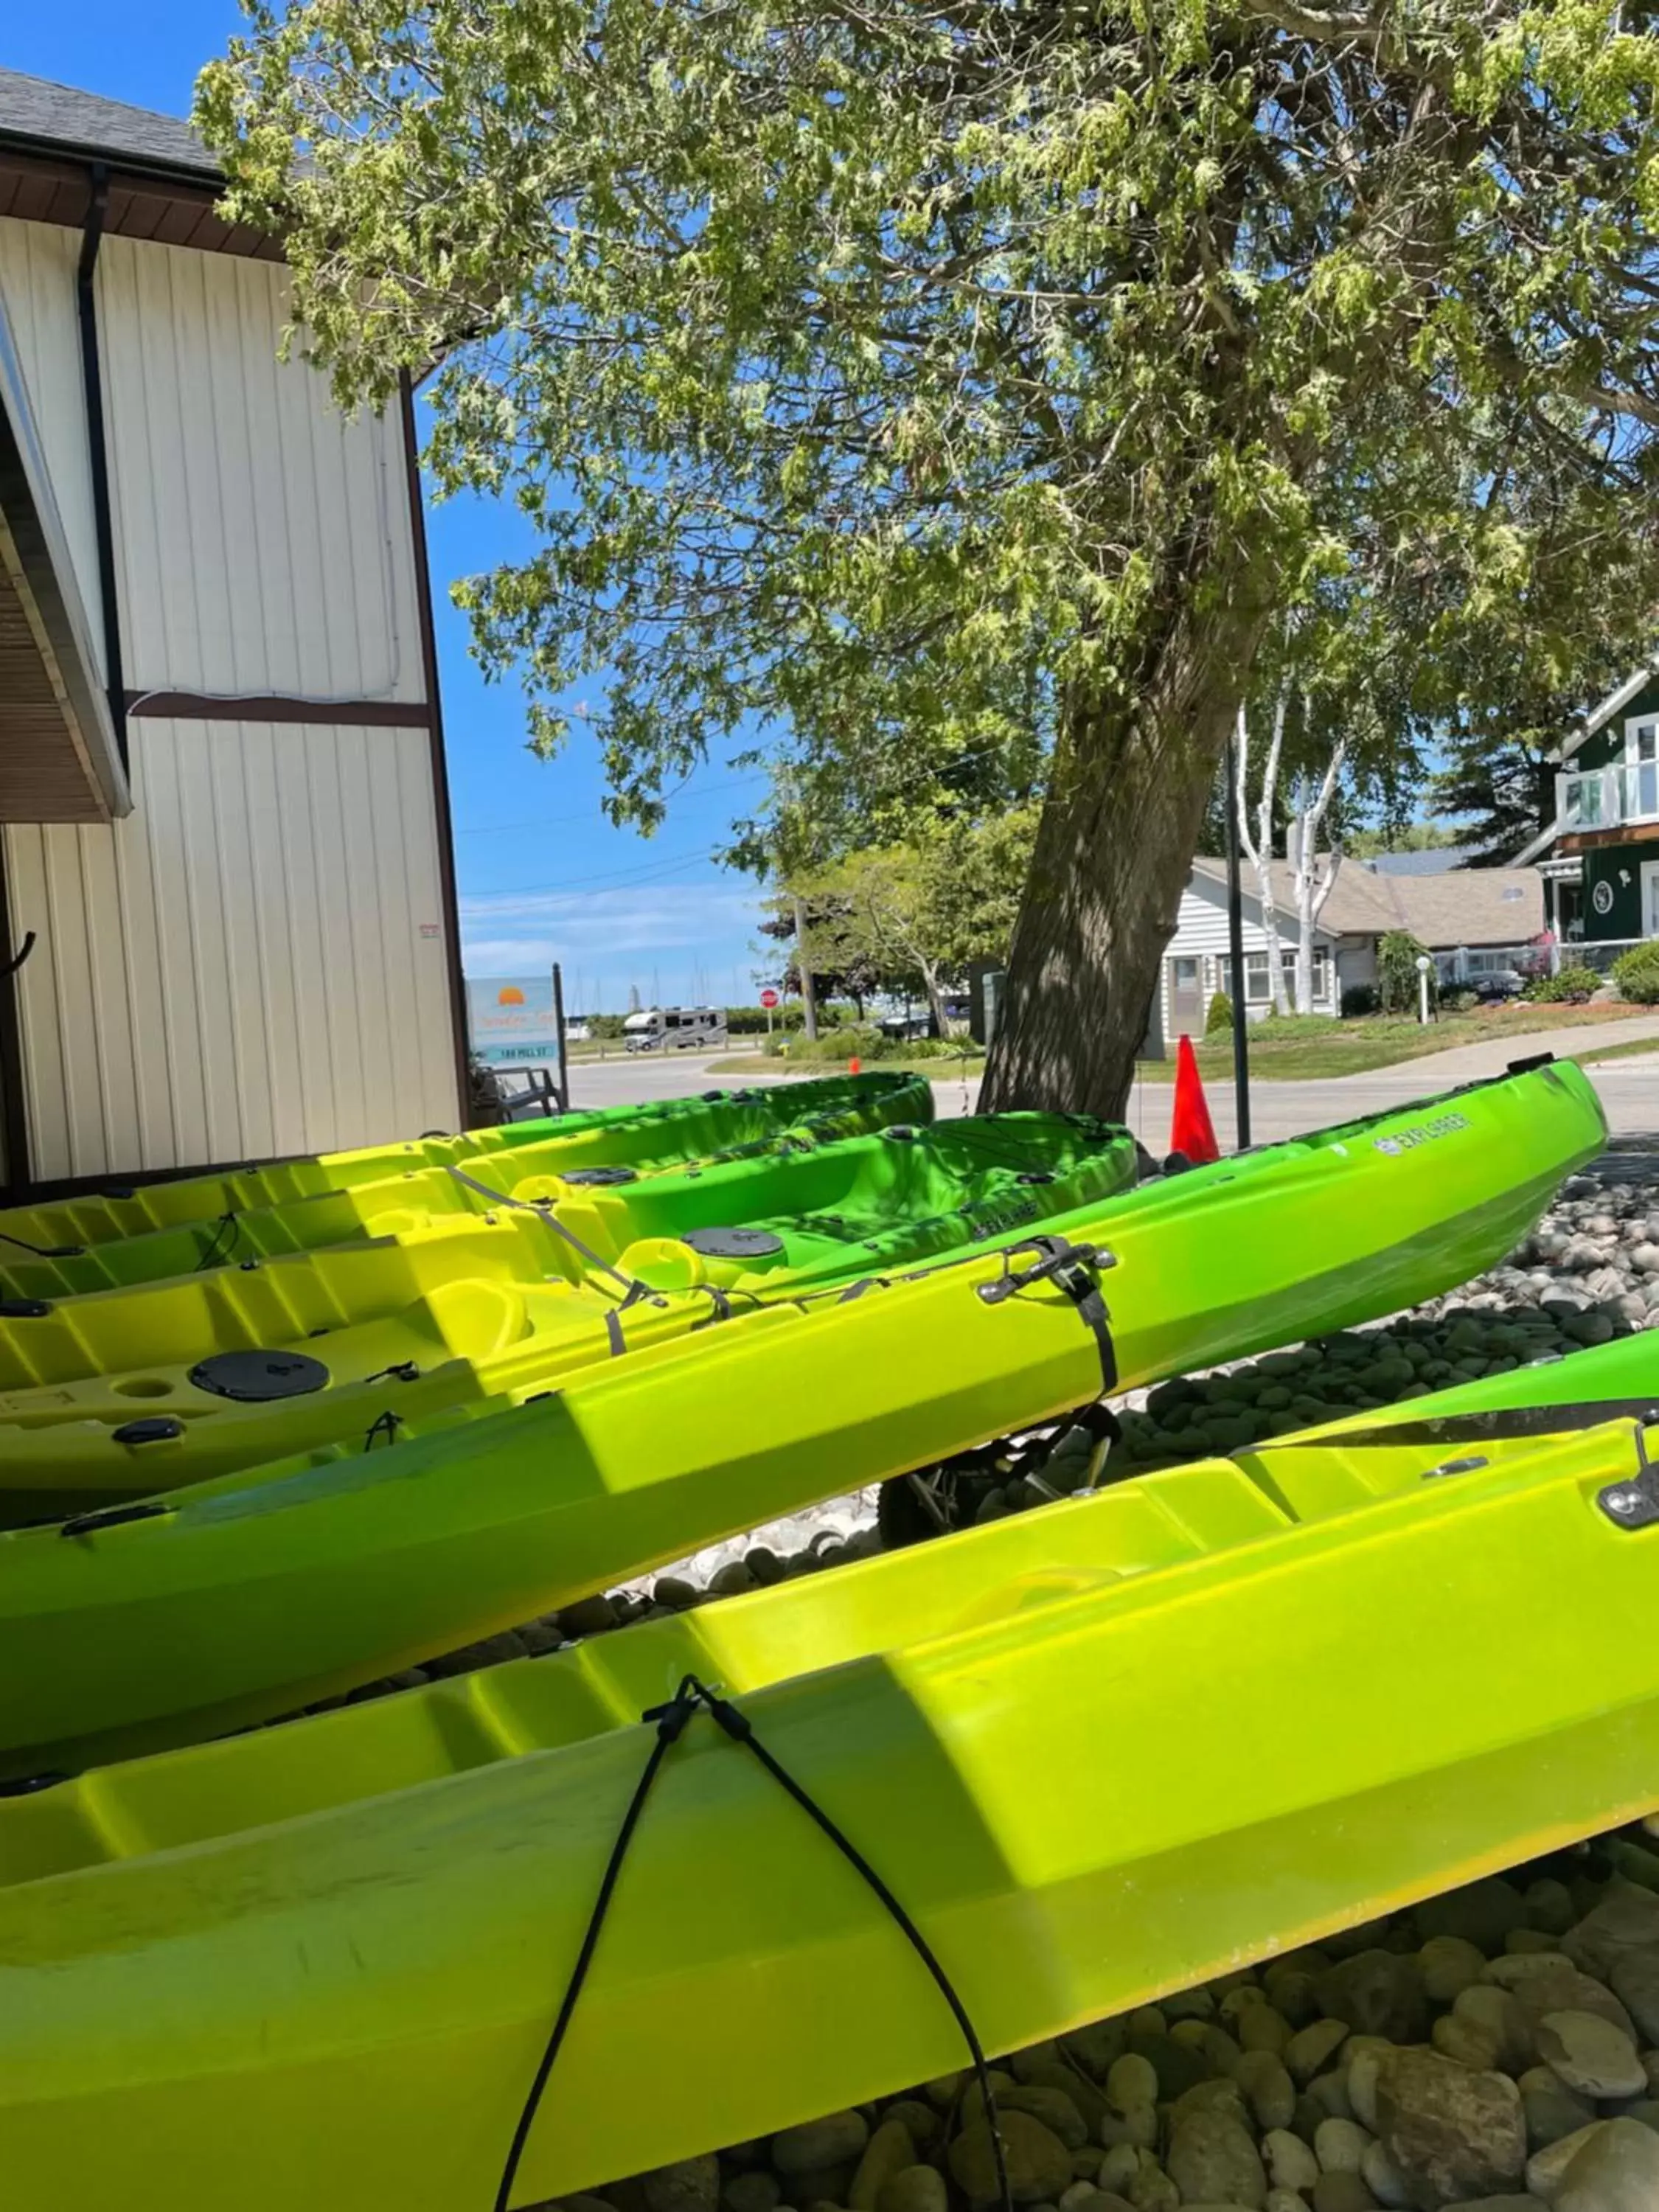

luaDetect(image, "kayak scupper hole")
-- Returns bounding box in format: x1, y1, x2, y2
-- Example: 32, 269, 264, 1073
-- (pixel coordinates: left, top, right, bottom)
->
112, 1377, 174, 1398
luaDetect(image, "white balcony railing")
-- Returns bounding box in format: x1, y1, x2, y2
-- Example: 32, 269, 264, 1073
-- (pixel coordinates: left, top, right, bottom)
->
1559, 759, 1659, 831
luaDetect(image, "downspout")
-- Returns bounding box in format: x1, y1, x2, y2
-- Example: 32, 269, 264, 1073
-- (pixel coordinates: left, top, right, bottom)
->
75, 161, 128, 775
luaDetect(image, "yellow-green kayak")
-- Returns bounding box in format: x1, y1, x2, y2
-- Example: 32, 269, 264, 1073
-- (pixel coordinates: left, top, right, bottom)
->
0, 1342, 1653, 2210
0, 1056, 1604, 1780
0, 1113, 1135, 1511
0, 1071, 931, 1298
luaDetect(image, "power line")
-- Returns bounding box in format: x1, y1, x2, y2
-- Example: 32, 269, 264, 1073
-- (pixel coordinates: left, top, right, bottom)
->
451, 768, 770, 837
457, 735, 1041, 902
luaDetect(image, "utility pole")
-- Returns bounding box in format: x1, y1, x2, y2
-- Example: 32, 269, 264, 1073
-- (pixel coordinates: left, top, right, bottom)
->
551, 961, 569, 1112
1222, 730, 1253, 1150
792, 893, 818, 1041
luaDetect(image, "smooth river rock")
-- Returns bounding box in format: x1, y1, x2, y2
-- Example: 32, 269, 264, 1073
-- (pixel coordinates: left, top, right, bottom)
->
1374, 2048, 1528, 2209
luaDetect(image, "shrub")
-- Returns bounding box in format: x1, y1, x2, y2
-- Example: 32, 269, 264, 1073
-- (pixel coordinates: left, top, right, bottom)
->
1340, 982, 1379, 1018
1377, 931, 1437, 1015
1204, 991, 1234, 1036
1439, 988, 1478, 1014
1523, 964, 1599, 1004
1613, 940, 1659, 1005
758, 1026, 983, 1065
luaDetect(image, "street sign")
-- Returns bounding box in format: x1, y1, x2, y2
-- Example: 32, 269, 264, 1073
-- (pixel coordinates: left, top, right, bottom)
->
759, 987, 779, 1009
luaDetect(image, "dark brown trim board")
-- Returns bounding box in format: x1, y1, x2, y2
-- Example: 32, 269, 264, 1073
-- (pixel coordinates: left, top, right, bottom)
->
125, 691, 435, 728
0, 146, 285, 262
398, 370, 472, 1127
1559, 822, 1659, 858
77, 161, 128, 775
0, 831, 33, 1194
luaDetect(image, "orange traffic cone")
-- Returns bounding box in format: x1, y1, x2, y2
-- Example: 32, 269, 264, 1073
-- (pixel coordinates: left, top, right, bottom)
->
1169, 1034, 1220, 1165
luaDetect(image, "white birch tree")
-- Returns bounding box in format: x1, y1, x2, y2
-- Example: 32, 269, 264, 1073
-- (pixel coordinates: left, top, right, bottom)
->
1234, 700, 1290, 1018
1287, 731, 1349, 1015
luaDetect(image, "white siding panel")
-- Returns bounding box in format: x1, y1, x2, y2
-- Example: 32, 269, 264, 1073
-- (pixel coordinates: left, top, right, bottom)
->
98, 238, 422, 705
0, 218, 102, 669
5, 720, 456, 1180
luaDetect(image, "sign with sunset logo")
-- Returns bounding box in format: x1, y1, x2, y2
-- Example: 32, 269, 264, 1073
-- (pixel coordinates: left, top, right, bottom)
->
466, 976, 559, 1062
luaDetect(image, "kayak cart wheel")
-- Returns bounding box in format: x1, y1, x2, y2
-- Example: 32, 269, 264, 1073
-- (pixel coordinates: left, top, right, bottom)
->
187, 1349, 331, 1402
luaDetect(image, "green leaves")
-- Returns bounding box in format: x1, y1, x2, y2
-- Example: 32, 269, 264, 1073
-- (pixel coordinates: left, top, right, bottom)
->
198, 0, 1659, 863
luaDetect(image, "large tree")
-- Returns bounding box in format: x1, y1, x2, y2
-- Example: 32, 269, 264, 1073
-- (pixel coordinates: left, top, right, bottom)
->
200, 0, 1659, 1110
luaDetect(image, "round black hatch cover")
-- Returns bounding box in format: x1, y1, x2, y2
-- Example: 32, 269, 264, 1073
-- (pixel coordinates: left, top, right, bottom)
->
882, 1124, 920, 1143
680, 1225, 787, 1261
188, 1349, 332, 1402
558, 1166, 639, 1186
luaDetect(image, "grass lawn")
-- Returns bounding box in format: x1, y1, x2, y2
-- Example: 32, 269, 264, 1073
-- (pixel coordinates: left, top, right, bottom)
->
1568, 1032, 1659, 1067
704, 1048, 986, 1084
1152, 1001, 1655, 1081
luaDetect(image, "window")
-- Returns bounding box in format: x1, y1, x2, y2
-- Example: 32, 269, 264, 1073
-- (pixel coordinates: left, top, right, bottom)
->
1627, 716, 1659, 819
1219, 949, 1329, 1004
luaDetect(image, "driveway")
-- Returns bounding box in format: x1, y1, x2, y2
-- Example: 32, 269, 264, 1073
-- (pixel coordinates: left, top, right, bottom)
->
555, 1031, 1659, 1144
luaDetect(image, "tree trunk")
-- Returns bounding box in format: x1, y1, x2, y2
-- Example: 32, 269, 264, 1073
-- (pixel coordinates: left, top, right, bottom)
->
1236, 698, 1290, 1017
1290, 739, 1344, 1015
1293, 863, 1316, 1014
917, 959, 950, 1041
981, 582, 1276, 1115
792, 894, 818, 1041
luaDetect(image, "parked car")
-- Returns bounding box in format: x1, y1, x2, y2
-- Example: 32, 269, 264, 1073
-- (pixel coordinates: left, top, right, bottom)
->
1472, 970, 1526, 1003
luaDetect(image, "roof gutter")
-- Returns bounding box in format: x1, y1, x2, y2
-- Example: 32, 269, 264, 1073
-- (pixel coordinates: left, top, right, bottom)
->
74, 159, 128, 775
0, 122, 220, 192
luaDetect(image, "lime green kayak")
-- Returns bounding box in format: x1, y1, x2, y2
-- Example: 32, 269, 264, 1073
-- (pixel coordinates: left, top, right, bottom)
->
0, 1071, 930, 1298
0, 1326, 1652, 2211
0, 1056, 1604, 1781
0, 1113, 1135, 1509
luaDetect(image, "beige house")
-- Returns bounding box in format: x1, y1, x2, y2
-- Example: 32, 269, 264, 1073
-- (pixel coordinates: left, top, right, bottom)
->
0, 68, 467, 1190
1158, 855, 1545, 1039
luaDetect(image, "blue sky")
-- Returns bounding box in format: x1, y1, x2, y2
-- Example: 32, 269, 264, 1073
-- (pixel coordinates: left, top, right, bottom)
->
6, 7, 773, 1016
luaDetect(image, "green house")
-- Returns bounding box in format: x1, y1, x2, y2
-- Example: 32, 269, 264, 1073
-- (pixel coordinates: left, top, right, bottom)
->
1520, 667, 1659, 946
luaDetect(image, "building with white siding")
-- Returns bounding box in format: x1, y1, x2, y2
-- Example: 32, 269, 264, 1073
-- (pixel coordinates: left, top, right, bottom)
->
1159, 855, 1545, 1040
0, 68, 467, 1191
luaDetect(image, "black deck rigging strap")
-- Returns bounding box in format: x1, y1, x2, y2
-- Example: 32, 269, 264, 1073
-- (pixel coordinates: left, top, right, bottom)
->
0, 1226, 84, 1262
975, 1235, 1118, 1396
445, 1164, 754, 1340
192, 1210, 246, 1272
494, 1675, 1013, 2212
444, 1163, 655, 1304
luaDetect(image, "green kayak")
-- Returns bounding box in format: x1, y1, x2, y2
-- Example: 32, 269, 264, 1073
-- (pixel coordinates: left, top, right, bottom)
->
0, 1297, 1655, 2212
0, 1071, 930, 1299
0, 1113, 1138, 1508
1244, 1323, 1659, 1461
0, 1055, 1603, 1781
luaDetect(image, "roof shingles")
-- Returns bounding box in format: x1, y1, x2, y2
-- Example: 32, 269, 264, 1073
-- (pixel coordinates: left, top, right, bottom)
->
0, 67, 214, 181
1189, 854, 1543, 947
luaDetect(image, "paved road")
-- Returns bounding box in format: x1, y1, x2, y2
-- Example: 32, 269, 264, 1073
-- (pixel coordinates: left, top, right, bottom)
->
555, 1034, 1659, 1144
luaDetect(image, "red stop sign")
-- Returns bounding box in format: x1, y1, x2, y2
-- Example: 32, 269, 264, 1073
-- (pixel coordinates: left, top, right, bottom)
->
759, 988, 779, 1009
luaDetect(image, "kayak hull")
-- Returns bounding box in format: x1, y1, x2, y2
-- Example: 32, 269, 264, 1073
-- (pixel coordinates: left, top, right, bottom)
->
0, 1057, 1607, 1778
1, 1353, 1656, 2208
